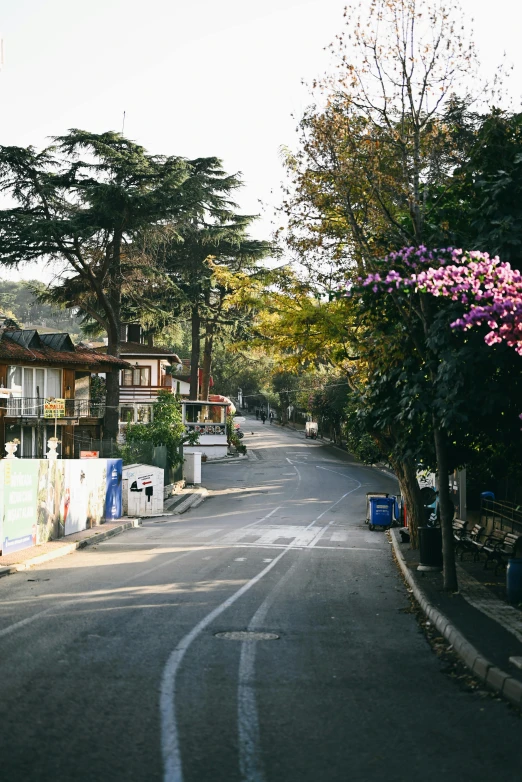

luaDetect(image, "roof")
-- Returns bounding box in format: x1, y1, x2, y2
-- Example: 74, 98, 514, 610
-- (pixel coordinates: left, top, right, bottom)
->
117, 342, 182, 361
0, 329, 130, 369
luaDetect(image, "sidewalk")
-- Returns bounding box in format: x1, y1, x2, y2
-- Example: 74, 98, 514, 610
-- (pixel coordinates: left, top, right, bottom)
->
391, 528, 522, 708
0, 518, 141, 578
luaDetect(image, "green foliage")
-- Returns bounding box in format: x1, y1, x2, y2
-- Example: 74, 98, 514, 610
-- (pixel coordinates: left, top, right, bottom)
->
0, 279, 82, 336
226, 413, 247, 454
122, 391, 197, 467
429, 110, 522, 270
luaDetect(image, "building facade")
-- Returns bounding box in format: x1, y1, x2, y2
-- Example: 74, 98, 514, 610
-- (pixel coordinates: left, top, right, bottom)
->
116, 324, 183, 435
0, 318, 129, 459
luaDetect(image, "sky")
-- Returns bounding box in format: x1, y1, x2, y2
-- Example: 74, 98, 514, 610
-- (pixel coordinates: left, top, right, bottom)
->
0, 0, 521, 283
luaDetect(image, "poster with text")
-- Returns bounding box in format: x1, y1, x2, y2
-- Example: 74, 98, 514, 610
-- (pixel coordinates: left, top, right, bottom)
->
2, 460, 39, 554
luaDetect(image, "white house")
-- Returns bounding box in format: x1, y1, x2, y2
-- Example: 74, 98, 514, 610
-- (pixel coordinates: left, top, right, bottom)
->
116, 324, 183, 434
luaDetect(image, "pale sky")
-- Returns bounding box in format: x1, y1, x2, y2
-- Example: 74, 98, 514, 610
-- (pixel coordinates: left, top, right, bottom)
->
0, 0, 520, 282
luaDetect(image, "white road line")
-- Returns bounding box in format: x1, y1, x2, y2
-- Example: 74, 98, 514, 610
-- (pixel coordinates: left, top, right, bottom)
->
238, 559, 300, 782
160, 545, 293, 782
233, 506, 282, 532
316, 465, 361, 483
307, 481, 362, 547
330, 532, 348, 543
159, 478, 365, 781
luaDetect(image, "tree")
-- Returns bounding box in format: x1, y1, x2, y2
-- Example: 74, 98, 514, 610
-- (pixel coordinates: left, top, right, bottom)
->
348, 246, 522, 590
0, 131, 233, 437
160, 210, 273, 400
428, 111, 522, 267
277, 0, 499, 585
282, 0, 483, 284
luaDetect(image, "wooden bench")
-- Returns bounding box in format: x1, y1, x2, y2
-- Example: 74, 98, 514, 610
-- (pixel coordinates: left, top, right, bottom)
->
475, 528, 506, 564
484, 532, 522, 573
452, 519, 469, 558
457, 523, 485, 560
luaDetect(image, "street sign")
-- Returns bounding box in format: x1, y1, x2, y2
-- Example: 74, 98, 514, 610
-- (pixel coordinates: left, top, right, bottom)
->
44, 398, 66, 418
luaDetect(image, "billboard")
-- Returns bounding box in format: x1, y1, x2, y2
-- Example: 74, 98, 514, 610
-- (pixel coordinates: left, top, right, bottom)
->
0, 458, 123, 555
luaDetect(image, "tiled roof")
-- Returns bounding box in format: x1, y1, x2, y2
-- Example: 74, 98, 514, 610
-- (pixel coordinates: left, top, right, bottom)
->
0, 329, 130, 369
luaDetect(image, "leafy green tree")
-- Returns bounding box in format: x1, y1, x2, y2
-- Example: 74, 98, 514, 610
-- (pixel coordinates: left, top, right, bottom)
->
429, 110, 522, 269
0, 130, 233, 437
160, 211, 273, 399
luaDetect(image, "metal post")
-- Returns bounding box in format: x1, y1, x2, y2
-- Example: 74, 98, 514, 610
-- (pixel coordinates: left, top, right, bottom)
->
458, 469, 467, 521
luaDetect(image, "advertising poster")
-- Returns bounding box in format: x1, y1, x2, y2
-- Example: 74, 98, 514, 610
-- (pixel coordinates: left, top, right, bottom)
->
2, 460, 39, 554
63, 460, 107, 535
105, 459, 122, 521
36, 459, 66, 544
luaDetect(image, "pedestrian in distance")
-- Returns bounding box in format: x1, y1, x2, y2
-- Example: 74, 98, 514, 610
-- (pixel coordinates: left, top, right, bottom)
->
269, 410, 274, 424
261, 411, 266, 424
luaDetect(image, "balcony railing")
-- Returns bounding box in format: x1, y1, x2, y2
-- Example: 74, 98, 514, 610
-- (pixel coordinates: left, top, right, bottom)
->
120, 385, 175, 401
1, 396, 106, 419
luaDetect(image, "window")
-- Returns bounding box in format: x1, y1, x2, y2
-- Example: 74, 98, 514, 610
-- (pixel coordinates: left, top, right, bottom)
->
122, 367, 151, 386
137, 405, 152, 423
120, 406, 135, 424
6, 366, 63, 415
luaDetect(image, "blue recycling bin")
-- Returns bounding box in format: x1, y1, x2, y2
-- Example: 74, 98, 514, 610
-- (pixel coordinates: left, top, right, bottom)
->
369, 496, 395, 530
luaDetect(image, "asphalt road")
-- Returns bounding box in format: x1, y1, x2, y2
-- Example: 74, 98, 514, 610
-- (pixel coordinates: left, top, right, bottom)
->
0, 418, 520, 782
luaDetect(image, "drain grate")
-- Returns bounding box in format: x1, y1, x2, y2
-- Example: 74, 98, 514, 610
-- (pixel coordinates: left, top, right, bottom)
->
214, 631, 280, 641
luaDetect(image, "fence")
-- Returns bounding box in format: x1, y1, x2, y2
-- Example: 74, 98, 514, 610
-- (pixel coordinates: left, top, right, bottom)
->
3, 397, 105, 418
480, 497, 522, 535
73, 439, 182, 485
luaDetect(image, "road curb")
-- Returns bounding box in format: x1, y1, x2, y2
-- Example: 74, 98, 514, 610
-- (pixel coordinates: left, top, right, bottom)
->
390, 528, 522, 708
0, 519, 141, 579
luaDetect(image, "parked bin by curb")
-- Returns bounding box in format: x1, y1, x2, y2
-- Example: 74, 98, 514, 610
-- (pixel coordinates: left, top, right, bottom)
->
418, 526, 443, 571
368, 496, 395, 530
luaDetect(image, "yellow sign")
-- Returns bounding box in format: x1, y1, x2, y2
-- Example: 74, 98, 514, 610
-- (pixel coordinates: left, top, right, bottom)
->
44, 398, 66, 418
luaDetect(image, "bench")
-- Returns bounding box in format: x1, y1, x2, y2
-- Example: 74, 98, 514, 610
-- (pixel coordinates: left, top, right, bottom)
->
457, 523, 485, 560
452, 519, 469, 558
483, 532, 522, 574
475, 528, 507, 566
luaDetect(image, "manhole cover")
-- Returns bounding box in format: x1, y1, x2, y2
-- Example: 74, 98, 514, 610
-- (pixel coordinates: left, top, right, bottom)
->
214, 631, 280, 641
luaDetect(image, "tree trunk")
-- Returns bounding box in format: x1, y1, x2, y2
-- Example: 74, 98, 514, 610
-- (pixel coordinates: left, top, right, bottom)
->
103, 232, 123, 442
104, 319, 121, 442
433, 421, 458, 592
190, 306, 201, 400
200, 323, 214, 401
390, 456, 425, 549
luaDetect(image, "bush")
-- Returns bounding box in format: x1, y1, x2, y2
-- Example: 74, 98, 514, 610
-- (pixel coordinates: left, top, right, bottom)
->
122, 391, 198, 467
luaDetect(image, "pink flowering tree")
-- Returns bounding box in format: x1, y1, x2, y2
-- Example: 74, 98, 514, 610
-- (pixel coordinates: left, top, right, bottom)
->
357, 247, 522, 355
342, 246, 522, 592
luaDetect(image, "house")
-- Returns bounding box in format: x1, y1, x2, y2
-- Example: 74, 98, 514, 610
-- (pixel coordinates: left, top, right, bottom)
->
170, 358, 213, 399
115, 323, 183, 433
0, 315, 129, 459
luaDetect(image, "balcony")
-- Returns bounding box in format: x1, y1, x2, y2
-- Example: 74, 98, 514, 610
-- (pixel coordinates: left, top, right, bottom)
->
119, 384, 175, 402
0, 396, 106, 419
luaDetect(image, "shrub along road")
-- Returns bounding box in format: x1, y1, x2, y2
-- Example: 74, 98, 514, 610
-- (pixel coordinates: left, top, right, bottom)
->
0, 419, 519, 781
